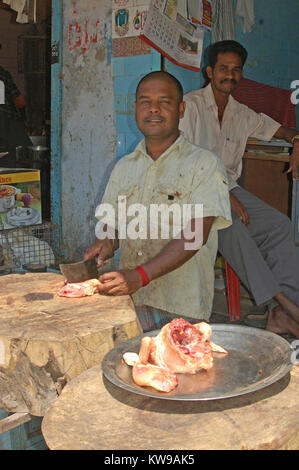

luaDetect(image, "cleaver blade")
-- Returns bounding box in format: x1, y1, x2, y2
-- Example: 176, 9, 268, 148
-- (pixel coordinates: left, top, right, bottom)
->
59, 258, 99, 283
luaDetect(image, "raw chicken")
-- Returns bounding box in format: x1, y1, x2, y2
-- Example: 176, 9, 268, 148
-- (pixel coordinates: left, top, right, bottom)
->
57, 278, 101, 298
123, 318, 228, 393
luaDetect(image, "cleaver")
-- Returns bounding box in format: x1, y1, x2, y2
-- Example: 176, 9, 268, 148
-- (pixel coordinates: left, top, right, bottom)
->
59, 258, 99, 283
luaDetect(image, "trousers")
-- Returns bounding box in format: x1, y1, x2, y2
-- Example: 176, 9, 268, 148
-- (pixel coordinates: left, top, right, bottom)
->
218, 186, 299, 308
135, 305, 201, 333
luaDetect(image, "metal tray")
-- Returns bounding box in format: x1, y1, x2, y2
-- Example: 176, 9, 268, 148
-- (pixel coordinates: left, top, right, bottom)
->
102, 324, 293, 401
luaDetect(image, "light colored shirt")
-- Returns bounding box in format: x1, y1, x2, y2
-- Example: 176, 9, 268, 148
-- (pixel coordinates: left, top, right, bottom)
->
179, 83, 281, 190
96, 133, 231, 320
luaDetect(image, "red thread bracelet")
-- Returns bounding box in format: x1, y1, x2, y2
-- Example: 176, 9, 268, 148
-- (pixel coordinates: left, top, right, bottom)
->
136, 265, 150, 287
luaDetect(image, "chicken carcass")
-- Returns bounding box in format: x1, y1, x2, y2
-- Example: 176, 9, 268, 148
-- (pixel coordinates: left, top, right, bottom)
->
57, 279, 101, 298
123, 318, 227, 393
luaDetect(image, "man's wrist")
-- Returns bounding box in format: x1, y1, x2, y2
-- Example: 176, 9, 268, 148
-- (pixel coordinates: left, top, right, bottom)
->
136, 265, 151, 287
109, 238, 118, 253
291, 134, 299, 146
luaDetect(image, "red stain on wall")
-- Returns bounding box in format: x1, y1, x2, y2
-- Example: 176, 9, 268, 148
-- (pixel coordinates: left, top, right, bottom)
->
68, 18, 105, 53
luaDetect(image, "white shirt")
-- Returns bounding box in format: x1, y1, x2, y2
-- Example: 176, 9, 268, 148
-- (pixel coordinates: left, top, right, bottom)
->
97, 133, 231, 320
179, 83, 281, 190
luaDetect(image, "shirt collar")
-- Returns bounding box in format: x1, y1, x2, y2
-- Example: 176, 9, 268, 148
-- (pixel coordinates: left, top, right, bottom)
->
203, 82, 238, 113
135, 131, 185, 160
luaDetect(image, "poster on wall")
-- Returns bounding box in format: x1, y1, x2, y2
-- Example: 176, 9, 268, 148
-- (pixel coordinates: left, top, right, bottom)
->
112, 0, 151, 38
140, 0, 212, 71
187, 0, 213, 30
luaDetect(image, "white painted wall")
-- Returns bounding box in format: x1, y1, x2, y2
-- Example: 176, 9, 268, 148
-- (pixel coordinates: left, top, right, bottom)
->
61, 0, 116, 260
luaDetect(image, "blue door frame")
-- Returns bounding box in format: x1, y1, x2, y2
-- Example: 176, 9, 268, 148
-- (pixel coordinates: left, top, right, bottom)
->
51, 0, 63, 251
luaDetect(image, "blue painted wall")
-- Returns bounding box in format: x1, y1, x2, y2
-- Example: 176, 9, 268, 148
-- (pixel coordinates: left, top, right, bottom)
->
113, 51, 161, 161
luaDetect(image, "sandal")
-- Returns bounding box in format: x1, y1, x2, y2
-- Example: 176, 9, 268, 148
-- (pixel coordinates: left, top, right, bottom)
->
243, 311, 268, 329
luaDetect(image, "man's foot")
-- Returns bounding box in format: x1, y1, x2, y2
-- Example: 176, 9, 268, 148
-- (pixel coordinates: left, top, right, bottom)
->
266, 306, 299, 338
275, 293, 299, 325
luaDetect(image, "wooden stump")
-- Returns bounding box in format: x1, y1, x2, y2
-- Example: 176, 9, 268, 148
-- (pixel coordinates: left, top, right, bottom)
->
0, 273, 142, 416
42, 364, 299, 450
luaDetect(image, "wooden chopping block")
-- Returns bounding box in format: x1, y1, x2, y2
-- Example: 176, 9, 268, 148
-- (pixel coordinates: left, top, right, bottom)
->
0, 272, 142, 416
41, 363, 299, 450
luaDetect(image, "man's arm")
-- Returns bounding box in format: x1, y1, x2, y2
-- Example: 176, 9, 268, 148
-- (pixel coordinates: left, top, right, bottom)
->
94, 217, 215, 296
274, 126, 299, 180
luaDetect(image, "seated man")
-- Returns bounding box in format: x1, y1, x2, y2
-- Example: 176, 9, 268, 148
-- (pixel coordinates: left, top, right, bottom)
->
85, 71, 231, 332
179, 40, 299, 338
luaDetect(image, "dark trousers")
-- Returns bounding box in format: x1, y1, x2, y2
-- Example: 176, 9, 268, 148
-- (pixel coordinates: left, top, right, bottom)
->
218, 187, 299, 308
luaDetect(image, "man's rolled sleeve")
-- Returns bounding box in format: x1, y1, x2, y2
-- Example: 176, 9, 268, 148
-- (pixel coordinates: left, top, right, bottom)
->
250, 112, 281, 141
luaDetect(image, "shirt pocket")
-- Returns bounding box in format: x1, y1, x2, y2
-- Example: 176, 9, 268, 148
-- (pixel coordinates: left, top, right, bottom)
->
151, 182, 191, 205
223, 139, 242, 170
118, 184, 139, 205
149, 183, 192, 238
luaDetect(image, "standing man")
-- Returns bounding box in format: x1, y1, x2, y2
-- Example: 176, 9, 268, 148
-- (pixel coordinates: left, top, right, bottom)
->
85, 71, 231, 332
0, 65, 31, 167
179, 40, 299, 338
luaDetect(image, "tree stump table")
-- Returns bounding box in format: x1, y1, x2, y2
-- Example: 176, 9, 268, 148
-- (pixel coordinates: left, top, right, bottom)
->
42, 363, 299, 450
0, 272, 142, 416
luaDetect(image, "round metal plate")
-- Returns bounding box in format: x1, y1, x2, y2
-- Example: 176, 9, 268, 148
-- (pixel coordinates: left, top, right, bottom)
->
102, 324, 293, 401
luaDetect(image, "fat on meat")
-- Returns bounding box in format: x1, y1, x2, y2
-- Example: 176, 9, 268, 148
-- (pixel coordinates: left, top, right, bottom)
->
57, 278, 101, 297
123, 318, 227, 393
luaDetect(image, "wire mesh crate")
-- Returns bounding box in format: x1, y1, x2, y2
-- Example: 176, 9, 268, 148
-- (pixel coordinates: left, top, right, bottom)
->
0, 222, 59, 273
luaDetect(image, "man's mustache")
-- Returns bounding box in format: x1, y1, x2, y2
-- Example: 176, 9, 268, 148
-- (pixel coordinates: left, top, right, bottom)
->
220, 79, 237, 85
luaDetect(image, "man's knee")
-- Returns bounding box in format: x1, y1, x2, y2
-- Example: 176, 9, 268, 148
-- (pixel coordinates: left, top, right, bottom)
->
272, 211, 292, 235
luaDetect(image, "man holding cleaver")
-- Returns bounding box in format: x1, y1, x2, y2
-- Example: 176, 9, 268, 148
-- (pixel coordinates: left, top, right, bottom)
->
84, 71, 231, 332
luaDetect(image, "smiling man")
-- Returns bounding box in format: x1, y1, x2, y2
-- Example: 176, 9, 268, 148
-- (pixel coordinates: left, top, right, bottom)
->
179, 40, 299, 338
85, 71, 231, 332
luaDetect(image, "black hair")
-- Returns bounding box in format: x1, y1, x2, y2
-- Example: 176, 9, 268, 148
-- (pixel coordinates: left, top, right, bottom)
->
135, 71, 184, 102
206, 40, 248, 69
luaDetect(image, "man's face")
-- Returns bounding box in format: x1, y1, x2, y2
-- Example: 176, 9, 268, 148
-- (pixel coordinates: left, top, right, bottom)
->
135, 77, 185, 140
206, 52, 244, 95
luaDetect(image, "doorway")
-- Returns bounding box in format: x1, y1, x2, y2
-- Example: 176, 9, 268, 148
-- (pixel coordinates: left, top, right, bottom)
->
0, 0, 52, 220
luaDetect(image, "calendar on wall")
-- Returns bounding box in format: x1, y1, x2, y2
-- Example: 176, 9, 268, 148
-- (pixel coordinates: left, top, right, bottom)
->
140, 0, 212, 71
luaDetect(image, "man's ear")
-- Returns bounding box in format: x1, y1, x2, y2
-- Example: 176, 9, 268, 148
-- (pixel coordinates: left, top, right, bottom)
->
206, 65, 213, 80
179, 101, 186, 119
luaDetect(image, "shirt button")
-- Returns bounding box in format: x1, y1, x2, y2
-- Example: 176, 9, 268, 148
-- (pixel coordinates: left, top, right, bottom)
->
137, 251, 143, 256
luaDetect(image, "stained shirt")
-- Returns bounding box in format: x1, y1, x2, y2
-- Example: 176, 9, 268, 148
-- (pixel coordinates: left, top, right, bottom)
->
96, 133, 231, 320
179, 83, 281, 190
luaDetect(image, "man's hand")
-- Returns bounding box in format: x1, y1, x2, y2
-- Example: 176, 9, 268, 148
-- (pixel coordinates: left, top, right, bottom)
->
84, 238, 115, 267
274, 127, 299, 180
230, 192, 249, 226
98, 269, 142, 295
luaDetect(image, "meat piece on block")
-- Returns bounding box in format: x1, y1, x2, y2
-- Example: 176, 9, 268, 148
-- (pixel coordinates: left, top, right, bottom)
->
57, 279, 101, 298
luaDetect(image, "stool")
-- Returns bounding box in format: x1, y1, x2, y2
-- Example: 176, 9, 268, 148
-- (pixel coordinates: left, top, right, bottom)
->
225, 261, 241, 322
